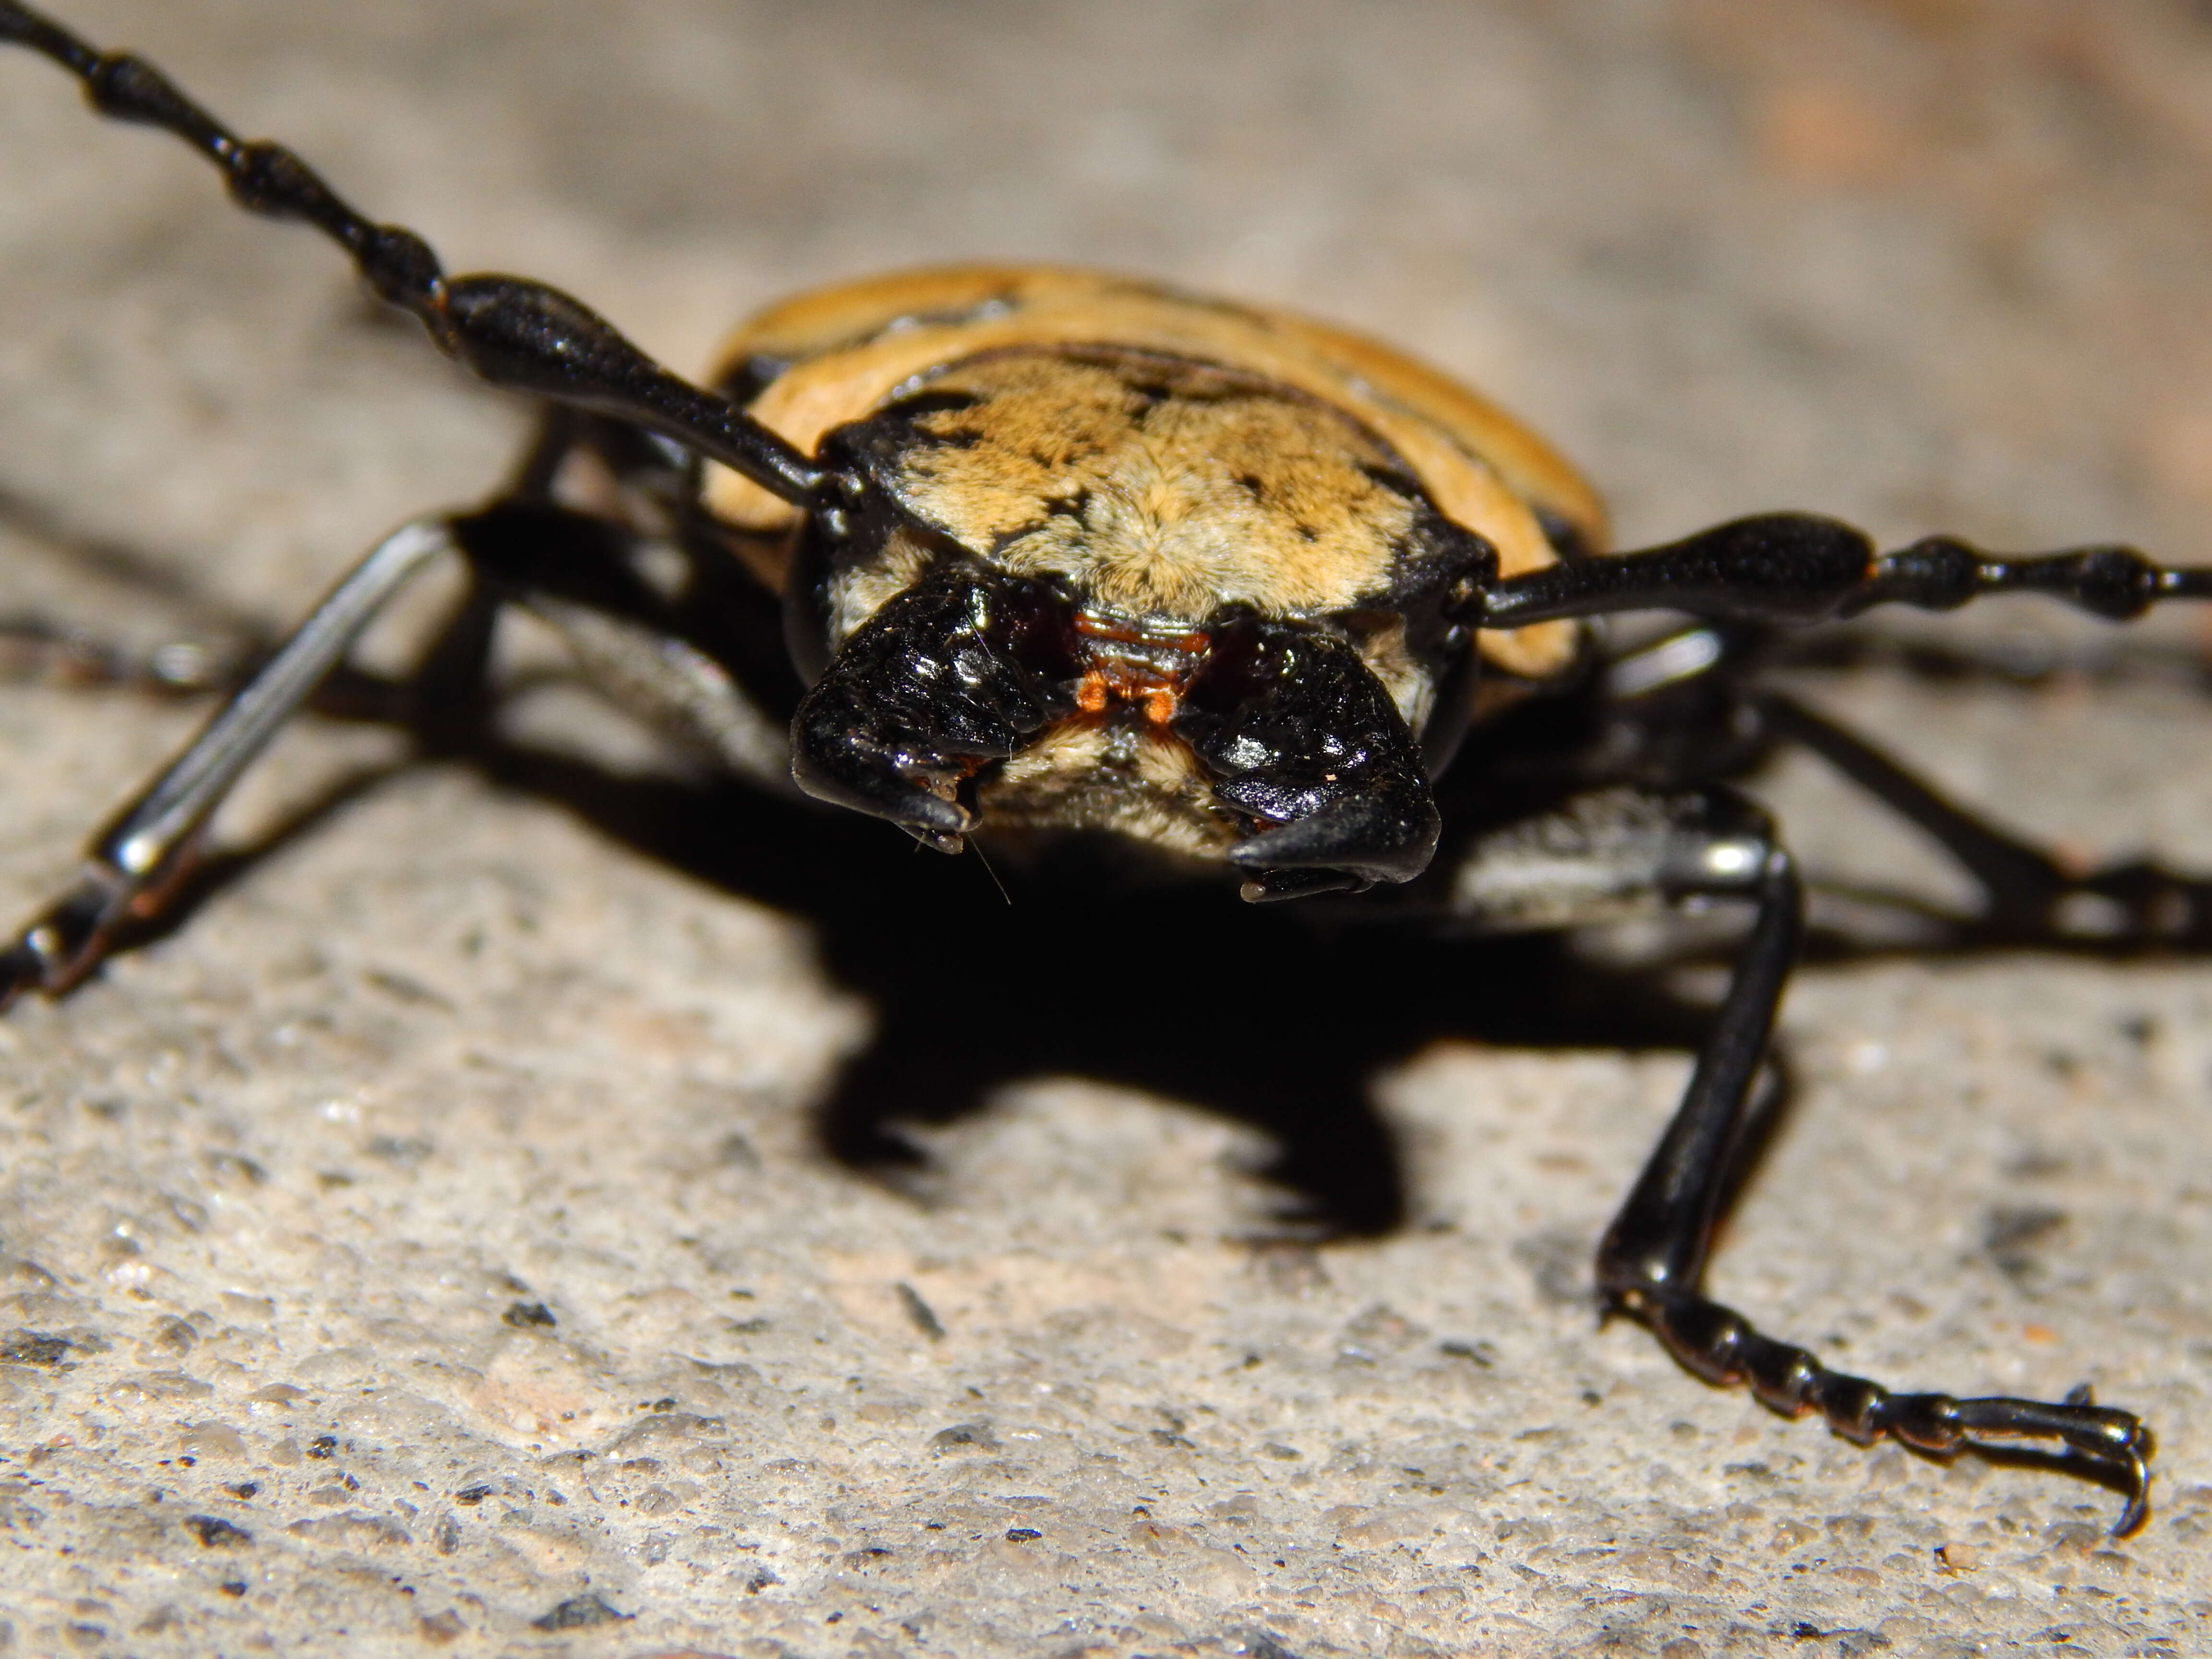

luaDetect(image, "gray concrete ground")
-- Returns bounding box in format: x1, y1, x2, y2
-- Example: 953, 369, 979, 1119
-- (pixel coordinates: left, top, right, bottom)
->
4, 1, 2212, 1654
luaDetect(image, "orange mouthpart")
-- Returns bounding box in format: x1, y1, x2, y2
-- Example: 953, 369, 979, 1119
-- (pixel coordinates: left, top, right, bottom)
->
1070, 612, 1210, 727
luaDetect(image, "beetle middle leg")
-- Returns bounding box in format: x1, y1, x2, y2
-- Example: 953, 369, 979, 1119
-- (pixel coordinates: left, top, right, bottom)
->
1570, 613, 2212, 948
1752, 688, 2212, 948
1434, 783, 2153, 1532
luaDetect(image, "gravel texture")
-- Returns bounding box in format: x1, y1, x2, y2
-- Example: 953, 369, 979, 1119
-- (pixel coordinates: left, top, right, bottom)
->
4, 3, 2212, 1656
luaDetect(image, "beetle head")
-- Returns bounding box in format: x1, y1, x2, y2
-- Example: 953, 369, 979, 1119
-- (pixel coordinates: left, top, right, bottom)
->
782, 349, 1498, 897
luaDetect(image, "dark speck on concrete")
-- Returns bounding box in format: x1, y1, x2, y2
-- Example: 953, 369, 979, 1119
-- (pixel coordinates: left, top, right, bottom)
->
896, 1280, 945, 1339
0, 1331, 72, 1367
184, 1515, 253, 1548
930, 1422, 998, 1452
529, 1593, 629, 1630
1985, 1205, 2068, 1282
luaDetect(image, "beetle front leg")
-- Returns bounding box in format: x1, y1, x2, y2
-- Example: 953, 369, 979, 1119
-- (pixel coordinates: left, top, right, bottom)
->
1439, 784, 2154, 1533
1592, 804, 2152, 1533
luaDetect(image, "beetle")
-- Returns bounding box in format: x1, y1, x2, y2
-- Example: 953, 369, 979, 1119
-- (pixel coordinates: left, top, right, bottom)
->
0, 1, 2199, 1537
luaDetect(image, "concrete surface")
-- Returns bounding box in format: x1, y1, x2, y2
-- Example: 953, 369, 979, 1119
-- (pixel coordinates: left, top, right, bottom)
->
5, 2, 2212, 1654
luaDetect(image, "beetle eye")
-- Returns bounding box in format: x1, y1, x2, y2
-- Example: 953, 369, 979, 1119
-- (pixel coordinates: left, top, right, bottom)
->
1173, 612, 1440, 900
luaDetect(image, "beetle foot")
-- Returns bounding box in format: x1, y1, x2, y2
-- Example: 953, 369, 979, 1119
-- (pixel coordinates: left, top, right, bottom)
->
1617, 1286, 2153, 1535
0, 865, 132, 1010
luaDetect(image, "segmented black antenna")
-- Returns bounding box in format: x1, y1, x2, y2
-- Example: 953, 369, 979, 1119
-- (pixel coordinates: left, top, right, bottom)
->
0, 1, 823, 504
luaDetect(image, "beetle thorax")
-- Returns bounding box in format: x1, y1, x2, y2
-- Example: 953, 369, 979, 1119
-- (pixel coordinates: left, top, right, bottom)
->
875, 347, 1420, 626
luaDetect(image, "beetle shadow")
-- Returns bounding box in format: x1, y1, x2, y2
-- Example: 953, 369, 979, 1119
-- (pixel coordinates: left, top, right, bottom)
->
434, 632, 2212, 1238
457, 738, 1727, 1238
61, 665, 2212, 1246
77, 673, 2202, 1245
118, 721, 1736, 1239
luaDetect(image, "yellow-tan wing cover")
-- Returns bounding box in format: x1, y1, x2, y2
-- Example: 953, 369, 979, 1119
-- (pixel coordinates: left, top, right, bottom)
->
702, 266, 1607, 678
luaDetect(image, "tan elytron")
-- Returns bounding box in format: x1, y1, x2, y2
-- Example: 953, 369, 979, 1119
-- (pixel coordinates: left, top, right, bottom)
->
702, 266, 1608, 678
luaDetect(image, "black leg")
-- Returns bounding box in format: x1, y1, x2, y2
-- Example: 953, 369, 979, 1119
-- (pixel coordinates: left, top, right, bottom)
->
0, 389, 807, 1009
0, 2, 820, 505
1584, 797, 2153, 1534
1755, 689, 2212, 946
1429, 785, 2154, 1529
1754, 689, 2061, 918
1523, 621, 2212, 947
456, 497, 800, 793
0, 518, 461, 1006
1480, 512, 2212, 631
